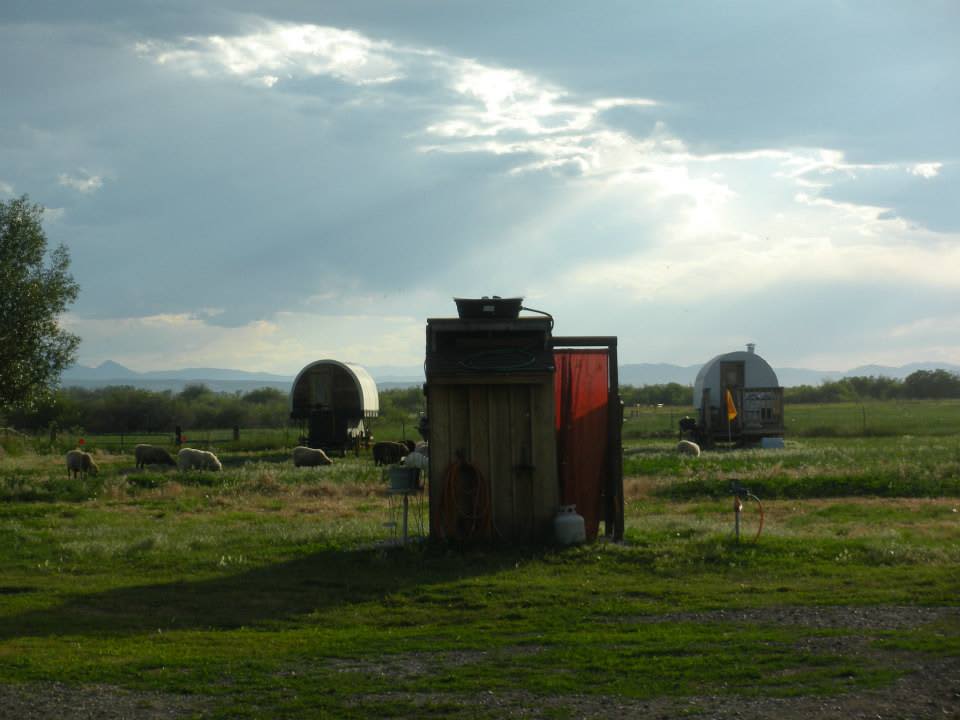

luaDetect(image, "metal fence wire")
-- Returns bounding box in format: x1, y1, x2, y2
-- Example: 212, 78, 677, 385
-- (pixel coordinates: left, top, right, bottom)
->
622, 400, 960, 438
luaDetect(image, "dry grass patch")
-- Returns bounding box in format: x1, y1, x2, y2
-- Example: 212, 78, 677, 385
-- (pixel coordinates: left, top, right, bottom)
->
324, 646, 545, 680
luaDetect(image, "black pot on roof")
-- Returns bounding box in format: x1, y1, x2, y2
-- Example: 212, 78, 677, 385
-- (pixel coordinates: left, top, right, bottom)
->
453, 296, 523, 320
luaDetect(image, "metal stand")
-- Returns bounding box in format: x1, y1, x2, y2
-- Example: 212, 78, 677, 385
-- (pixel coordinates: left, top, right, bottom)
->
734, 495, 743, 542
387, 487, 424, 545
731, 479, 764, 543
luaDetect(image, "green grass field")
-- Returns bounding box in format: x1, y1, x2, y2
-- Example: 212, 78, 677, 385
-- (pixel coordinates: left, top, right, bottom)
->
18, 398, 960, 457
623, 398, 960, 439
1, 406, 959, 718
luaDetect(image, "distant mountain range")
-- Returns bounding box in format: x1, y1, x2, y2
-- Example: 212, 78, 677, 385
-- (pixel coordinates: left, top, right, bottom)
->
61, 359, 960, 393
60, 361, 424, 393
618, 361, 960, 388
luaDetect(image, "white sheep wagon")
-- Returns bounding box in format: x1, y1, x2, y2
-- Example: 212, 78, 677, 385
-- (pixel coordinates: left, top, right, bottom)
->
289, 359, 380, 456
691, 343, 784, 446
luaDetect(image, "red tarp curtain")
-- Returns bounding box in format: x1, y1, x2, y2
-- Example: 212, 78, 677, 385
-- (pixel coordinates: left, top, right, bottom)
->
554, 349, 609, 540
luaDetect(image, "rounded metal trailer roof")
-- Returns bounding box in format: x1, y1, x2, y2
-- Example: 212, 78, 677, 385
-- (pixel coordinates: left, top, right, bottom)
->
289, 359, 380, 417
693, 347, 779, 410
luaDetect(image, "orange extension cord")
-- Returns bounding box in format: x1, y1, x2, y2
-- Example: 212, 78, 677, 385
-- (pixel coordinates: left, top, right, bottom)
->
437, 459, 493, 542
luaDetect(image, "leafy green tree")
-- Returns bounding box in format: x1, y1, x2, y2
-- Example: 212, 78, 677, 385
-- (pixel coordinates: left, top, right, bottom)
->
785, 379, 858, 403
178, 383, 215, 403
243, 387, 286, 405
903, 369, 960, 399
242, 387, 289, 426
380, 386, 425, 416
212, 395, 250, 429
0, 196, 80, 414
9, 384, 295, 433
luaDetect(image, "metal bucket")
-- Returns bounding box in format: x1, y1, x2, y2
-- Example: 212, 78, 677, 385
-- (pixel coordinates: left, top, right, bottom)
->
453, 296, 523, 320
387, 466, 421, 492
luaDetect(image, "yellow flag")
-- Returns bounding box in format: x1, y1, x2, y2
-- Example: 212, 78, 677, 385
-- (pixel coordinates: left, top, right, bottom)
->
725, 389, 738, 421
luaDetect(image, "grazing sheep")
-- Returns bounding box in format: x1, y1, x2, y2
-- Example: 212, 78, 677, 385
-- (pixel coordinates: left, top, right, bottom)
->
372, 441, 406, 466
676, 440, 701, 457
292, 445, 333, 467
177, 447, 222, 472
134, 443, 176, 469
66, 449, 99, 479
402, 450, 429, 471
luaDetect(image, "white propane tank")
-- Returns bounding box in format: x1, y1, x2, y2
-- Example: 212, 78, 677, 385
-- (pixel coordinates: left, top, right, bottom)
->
554, 505, 586, 545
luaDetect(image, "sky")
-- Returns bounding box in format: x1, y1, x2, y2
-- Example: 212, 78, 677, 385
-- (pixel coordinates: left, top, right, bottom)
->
2, 1, 958, 375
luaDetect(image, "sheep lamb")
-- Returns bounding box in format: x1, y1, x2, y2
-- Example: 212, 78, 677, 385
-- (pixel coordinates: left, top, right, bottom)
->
65, 449, 99, 479
402, 450, 429, 471
292, 446, 333, 467
177, 447, 222, 472
135, 443, 176, 469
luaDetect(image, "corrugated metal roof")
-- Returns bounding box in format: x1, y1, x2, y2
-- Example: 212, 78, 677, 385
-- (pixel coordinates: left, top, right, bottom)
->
693, 350, 780, 410
289, 359, 380, 417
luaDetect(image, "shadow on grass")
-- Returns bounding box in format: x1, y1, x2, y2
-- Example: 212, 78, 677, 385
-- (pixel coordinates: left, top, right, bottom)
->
0, 544, 520, 640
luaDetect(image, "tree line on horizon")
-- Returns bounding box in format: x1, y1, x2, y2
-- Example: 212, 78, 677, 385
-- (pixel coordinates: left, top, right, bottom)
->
4, 196, 959, 436
4, 383, 427, 435
4, 371, 958, 436
621, 369, 960, 407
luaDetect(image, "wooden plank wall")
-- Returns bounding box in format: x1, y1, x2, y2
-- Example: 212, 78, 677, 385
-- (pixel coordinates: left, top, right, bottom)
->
428, 379, 558, 543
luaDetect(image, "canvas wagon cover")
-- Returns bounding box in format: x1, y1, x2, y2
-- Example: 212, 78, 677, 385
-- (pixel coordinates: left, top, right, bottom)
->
289, 360, 380, 418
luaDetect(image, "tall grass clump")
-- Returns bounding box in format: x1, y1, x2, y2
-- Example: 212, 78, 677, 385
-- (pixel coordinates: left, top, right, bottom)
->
0, 431, 30, 457
0, 474, 104, 502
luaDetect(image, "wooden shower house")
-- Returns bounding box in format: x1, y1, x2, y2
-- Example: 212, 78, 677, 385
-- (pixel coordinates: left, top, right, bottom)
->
289, 360, 379, 455
425, 299, 623, 544
692, 344, 784, 445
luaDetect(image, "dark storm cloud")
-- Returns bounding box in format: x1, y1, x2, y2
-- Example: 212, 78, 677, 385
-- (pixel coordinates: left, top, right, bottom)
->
5, 1, 957, 162
221, 0, 959, 162
0, 14, 673, 327
3, 29, 570, 326
821, 165, 960, 234
3, 2, 958, 370
0, 1, 250, 39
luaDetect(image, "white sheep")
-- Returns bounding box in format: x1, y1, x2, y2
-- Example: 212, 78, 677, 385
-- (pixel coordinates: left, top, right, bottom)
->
292, 445, 333, 467
677, 439, 701, 457
402, 450, 429, 471
177, 447, 222, 472
134, 443, 176, 469
66, 449, 99, 479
